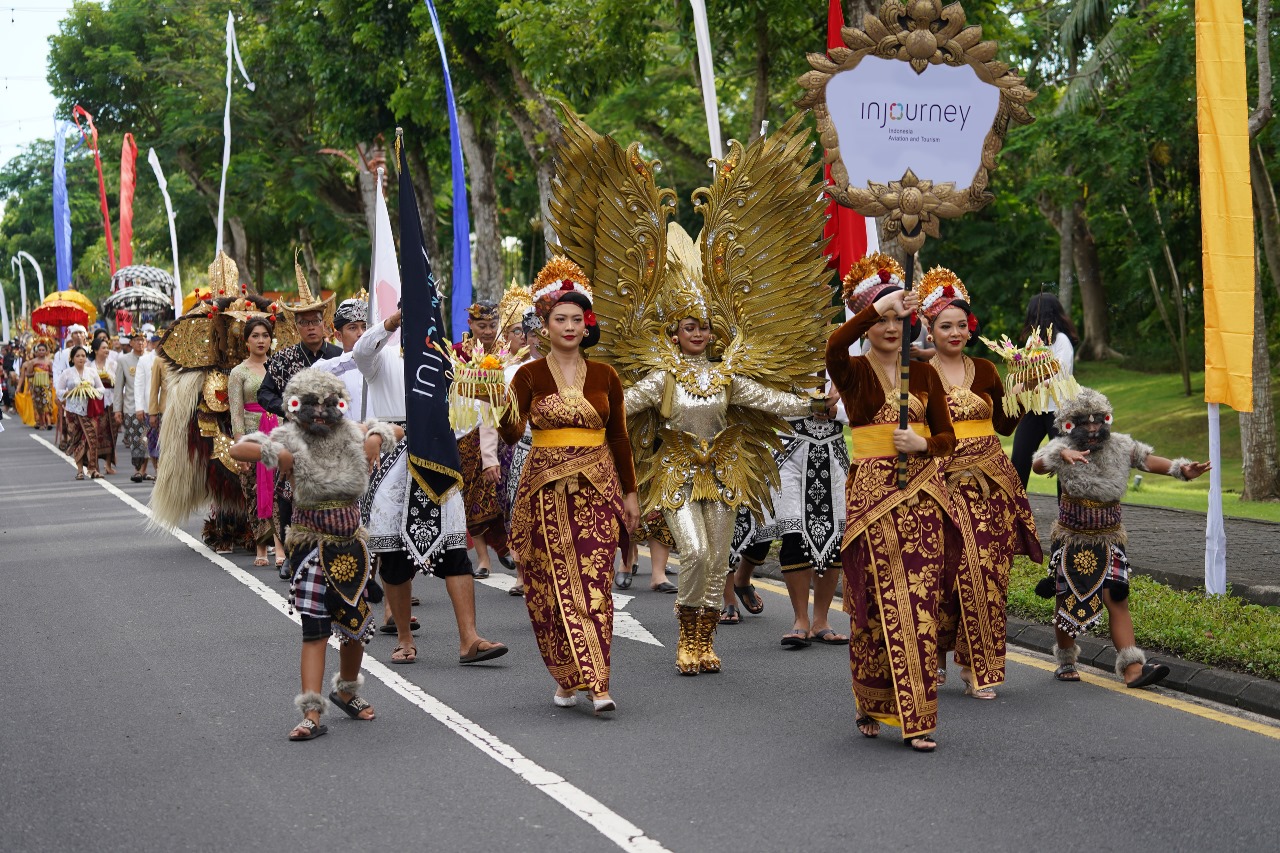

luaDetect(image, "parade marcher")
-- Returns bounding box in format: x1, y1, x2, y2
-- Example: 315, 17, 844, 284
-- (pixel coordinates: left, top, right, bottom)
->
827, 255, 958, 751
257, 260, 340, 548
313, 295, 370, 416
616, 514, 677, 593
454, 300, 513, 580
229, 317, 287, 567
114, 334, 150, 481
145, 345, 168, 477
493, 285, 539, 597
21, 338, 57, 430
52, 324, 89, 451
730, 375, 849, 648
91, 338, 118, 474
1011, 293, 1078, 488
917, 267, 1042, 698
231, 369, 399, 741
134, 335, 160, 478
1033, 388, 1209, 687
496, 261, 639, 713
353, 307, 507, 666
545, 111, 832, 676
55, 345, 106, 479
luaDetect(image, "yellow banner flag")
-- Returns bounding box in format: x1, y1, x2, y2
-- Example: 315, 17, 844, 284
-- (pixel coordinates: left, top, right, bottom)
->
1197, 0, 1255, 411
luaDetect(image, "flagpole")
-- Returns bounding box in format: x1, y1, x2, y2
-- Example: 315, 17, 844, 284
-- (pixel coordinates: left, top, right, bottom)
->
147, 148, 183, 316
361, 167, 384, 422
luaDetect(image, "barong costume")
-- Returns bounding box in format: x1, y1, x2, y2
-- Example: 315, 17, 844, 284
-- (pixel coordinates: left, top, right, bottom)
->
827, 264, 958, 741
499, 355, 635, 695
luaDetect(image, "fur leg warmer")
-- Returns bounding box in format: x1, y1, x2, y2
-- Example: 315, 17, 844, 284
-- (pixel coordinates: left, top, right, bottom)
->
331, 672, 364, 698
294, 691, 328, 716
1114, 646, 1146, 676
1055, 644, 1080, 667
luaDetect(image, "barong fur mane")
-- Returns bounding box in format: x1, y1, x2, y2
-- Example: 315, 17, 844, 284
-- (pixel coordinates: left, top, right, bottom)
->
147, 369, 210, 532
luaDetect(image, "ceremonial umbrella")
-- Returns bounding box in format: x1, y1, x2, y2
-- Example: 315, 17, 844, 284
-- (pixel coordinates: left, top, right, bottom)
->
103, 285, 173, 315
112, 264, 174, 291
31, 298, 89, 328
182, 287, 212, 314
43, 288, 98, 325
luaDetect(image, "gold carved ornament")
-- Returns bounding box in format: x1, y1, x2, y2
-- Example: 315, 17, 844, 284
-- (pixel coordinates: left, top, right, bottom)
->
797, 0, 1036, 253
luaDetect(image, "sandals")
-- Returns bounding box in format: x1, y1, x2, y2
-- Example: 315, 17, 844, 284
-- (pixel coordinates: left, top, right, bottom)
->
253, 557, 269, 567
288, 718, 327, 741
1054, 664, 1081, 682
89, 471, 102, 479
130, 473, 145, 483
379, 617, 420, 634
961, 674, 998, 700
719, 605, 741, 625
906, 735, 937, 752
809, 627, 849, 645
780, 630, 811, 649
460, 639, 509, 665
734, 584, 765, 615
329, 691, 375, 720
74, 472, 85, 480
937, 667, 948, 686
1126, 660, 1170, 689
855, 715, 880, 738
390, 645, 417, 664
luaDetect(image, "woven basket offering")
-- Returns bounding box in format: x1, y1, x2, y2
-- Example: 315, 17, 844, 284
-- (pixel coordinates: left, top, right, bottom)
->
979, 327, 1081, 416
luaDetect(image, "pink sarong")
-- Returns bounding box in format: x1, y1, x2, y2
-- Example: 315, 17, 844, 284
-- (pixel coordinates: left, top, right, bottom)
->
245, 403, 278, 520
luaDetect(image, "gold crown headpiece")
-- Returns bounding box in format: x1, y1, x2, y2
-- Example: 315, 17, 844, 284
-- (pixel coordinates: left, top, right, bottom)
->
208, 252, 241, 299
532, 257, 593, 317
915, 266, 971, 322
497, 279, 534, 330
280, 248, 336, 321
841, 253, 906, 314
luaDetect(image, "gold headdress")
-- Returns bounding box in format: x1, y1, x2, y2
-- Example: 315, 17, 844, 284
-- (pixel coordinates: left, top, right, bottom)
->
841, 252, 906, 314
915, 266, 971, 323
279, 249, 336, 324
532, 256, 593, 318
657, 227, 712, 333
496, 279, 534, 331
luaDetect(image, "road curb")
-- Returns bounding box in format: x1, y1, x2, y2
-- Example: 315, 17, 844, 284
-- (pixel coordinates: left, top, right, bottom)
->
748, 557, 1280, 723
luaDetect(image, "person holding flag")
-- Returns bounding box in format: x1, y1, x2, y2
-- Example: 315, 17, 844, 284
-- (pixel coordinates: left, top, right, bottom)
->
353, 132, 507, 667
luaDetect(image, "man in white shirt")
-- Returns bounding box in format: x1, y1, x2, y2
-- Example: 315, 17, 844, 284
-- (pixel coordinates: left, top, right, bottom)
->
313, 297, 369, 417
353, 308, 507, 666
114, 334, 150, 481
134, 335, 160, 473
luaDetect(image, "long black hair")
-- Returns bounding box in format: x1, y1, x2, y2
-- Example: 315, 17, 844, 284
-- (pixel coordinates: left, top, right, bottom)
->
1021, 293, 1078, 347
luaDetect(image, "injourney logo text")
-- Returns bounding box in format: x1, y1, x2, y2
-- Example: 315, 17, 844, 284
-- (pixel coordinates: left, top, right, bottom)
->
861, 101, 971, 130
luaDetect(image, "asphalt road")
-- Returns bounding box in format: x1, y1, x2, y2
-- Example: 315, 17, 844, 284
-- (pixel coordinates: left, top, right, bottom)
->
3, 423, 1279, 853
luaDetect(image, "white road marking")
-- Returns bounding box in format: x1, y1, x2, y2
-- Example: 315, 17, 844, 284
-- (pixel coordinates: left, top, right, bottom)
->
478, 568, 664, 647
31, 434, 674, 853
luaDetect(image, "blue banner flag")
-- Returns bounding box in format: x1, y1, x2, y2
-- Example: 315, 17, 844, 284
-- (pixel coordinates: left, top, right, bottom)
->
420, 0, 472, 340
398, 132, 463, 502
52, 121, 72, 292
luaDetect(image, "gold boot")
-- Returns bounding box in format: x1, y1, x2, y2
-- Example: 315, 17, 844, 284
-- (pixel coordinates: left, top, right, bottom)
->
697, 607, 722, 673
675, 605, 700, 676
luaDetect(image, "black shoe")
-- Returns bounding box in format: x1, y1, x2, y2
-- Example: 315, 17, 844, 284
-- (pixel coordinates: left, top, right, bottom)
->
497, 553, 516, 571
473, 567, 491, 580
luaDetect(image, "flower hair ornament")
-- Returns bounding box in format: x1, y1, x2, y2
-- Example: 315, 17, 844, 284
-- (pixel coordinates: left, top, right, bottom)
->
841, 253, 906, 315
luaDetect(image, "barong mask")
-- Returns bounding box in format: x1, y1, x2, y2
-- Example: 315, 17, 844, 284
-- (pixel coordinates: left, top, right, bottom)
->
284, 369, 349, 438
1056, 387, 1113, 452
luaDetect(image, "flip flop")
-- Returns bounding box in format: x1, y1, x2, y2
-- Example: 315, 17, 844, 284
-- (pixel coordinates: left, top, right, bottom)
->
1126, 660, 1170, 689
780, 630, 811, 649
734, 584, 764, 615
253, 557, 269, 567
809, 627, 850, 645
459, 640, 509, 665
379, 617, 421, 634
288, 719, 328, 741
719, 605, 741, 625
390, 645, 417, 665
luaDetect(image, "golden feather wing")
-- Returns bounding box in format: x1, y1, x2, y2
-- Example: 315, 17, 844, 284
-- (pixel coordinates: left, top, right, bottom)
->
547, 107, 678, 386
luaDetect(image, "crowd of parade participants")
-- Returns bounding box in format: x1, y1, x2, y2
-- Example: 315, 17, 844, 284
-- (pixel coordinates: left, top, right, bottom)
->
0, 247, 1211, 751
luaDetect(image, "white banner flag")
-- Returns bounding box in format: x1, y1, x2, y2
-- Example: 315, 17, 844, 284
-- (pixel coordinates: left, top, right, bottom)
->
215, 11, 255, 257
370, 167, 401, 346
147, 148, 183, 314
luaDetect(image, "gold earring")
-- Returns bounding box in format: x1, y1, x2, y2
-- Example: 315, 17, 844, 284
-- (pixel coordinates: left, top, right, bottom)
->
927, 334, 934, 343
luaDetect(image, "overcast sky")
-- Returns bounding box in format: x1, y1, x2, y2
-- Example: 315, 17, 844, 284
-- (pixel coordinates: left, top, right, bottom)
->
1, 1, 77, 169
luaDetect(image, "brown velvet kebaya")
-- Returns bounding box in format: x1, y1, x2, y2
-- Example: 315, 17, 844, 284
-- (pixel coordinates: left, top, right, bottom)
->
827, 300, 958, 746
500, 356, 636, 697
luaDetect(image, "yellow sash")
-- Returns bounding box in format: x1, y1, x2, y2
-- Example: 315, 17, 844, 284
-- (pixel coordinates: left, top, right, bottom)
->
532, 428, 606, 448
849, 423, 930, 459
952, 418, 995, 440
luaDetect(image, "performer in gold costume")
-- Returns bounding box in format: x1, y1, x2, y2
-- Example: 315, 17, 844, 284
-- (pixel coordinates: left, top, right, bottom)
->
545, 109, 832, 675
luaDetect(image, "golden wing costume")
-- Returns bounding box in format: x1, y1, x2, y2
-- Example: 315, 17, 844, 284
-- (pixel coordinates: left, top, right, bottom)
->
548, 108, 831, 674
